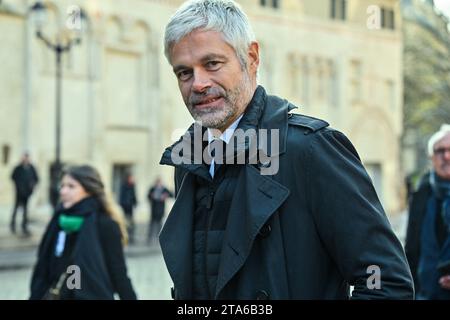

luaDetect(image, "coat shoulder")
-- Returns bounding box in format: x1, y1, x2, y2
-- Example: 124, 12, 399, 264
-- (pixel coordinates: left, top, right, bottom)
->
286, 115, 361, 161
284, 113, 330, 157
287, 113, 329, 134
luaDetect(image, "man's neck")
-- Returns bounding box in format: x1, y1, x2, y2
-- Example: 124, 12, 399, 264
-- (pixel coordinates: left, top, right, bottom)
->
208, 114, 244, 144
217, 113, 242, 133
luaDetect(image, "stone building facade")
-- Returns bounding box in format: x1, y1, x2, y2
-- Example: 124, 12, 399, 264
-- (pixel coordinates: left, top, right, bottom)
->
0, 0, 403, 215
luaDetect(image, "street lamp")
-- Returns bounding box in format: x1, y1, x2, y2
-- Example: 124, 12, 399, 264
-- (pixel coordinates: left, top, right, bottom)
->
30, 1, 88, 208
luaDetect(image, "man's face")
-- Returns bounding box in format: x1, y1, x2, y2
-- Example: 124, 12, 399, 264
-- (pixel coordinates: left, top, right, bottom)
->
127, 175, 134, 184
169, 30, 259, 131
22, 154, 30, 165
432, 133, 450, 180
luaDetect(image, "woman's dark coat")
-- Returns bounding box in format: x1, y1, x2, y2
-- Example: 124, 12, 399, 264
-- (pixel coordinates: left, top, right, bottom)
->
30, 197, 136, 300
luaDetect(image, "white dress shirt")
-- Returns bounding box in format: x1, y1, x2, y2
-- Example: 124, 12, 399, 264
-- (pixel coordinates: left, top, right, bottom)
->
207, 114, 244, 178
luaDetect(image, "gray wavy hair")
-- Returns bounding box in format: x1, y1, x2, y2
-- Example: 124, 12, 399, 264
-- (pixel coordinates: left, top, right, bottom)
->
164, 0, 256, 68
428, 124, 450, 156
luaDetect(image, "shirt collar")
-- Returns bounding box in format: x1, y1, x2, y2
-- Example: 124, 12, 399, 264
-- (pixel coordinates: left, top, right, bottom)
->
207, 114, 244, 145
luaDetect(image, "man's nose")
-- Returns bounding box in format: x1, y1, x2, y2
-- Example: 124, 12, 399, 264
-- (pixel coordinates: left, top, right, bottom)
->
192, 69, 212, 93
59, 187, 66, 197
444, 149, 450, 160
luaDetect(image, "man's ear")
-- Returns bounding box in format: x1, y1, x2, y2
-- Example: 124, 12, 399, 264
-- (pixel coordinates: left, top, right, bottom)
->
247, 41, 260, 74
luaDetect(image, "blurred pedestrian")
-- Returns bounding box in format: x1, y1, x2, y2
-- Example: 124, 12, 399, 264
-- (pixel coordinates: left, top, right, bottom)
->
30, 165, 137, 300
119, 173, 137, 244
10, 152, 39, 236
147, 177, 173, 245
405, 124, 450, 299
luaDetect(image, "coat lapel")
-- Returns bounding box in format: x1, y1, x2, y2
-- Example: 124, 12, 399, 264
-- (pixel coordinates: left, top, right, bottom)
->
214, 164, 290, 298
159, 172, 195, 299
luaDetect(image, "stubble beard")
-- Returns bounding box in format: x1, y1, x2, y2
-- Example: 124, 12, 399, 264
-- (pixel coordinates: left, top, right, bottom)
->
187, 72, 252, 129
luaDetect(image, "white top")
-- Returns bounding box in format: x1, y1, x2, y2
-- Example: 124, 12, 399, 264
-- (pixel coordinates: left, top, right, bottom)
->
207, 114, 244, 178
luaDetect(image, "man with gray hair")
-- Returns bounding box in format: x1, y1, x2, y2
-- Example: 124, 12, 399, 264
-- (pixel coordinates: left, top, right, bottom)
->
406, 124, 450, 299
159, 0, 413, 299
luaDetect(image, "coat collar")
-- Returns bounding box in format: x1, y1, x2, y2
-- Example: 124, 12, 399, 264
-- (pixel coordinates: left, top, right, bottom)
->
56, 196, 100, 217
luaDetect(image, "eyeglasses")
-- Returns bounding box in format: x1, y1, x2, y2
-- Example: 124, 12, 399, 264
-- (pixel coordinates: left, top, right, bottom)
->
433, 147, 450, 156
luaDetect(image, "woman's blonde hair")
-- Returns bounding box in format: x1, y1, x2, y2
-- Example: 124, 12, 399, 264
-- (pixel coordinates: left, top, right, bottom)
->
62, 165, 129, 245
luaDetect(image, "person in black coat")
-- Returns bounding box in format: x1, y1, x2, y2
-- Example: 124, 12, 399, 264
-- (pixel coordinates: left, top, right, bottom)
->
119, 174, 137, 244
10, 153, 39, 236
158, 0, 413, 299
30, 165, 137, 300
405, 124, 450, 299
147, 178, 173, 245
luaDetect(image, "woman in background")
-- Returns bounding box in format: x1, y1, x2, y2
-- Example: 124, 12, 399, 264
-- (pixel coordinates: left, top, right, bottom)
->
30, 165, 137, 300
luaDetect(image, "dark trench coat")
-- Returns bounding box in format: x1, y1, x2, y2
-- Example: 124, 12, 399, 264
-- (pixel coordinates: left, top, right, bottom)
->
159, 86, 414, 299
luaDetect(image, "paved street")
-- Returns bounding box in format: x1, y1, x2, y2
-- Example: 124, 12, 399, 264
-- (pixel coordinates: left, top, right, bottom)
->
0, 249, 172, 300
0, 203, 173, 300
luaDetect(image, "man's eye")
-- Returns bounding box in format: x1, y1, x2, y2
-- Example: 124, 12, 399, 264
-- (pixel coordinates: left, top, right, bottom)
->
177, 70, 192, 81
206, 61, 221, 69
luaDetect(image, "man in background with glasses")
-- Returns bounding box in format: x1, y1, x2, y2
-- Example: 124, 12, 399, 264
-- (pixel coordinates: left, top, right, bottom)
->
406, 124, 450, 299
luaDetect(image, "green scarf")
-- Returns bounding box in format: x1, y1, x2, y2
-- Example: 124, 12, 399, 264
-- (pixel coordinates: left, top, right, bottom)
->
58, 214, 85, 233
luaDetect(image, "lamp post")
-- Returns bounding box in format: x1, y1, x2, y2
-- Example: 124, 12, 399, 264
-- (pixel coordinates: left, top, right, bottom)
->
30, 1, 87, 208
